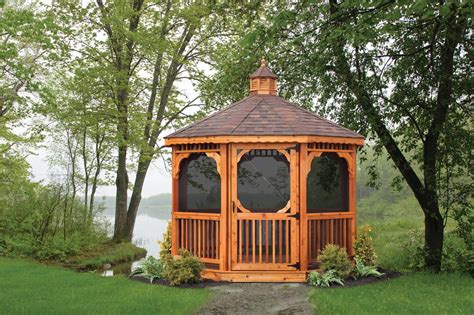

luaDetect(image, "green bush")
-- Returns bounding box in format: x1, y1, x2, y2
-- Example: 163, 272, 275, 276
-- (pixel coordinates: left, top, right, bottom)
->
318, 244, 352, 278
403, 229, 474, 275
307, 270, 344, 287
159, 221, 172, 262
354, 224, 378, 266
162, 249, 204, 286
130, 256, 164, 283
352, 258, 384, 280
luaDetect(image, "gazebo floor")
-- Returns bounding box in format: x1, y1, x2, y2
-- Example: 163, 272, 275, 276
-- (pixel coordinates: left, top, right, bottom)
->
202, 269, 308, 283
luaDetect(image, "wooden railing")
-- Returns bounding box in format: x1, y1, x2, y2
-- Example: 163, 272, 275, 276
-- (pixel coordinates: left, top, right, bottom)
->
307, 213, 354, 264
174, 212, 220, 264
236, 213, 293, 265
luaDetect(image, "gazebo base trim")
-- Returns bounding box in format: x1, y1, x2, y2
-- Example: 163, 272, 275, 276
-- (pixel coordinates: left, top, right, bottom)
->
202, 269, 308, 283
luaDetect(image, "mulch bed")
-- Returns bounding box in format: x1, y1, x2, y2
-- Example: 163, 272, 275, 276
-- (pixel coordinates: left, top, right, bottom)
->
130, 274, 229, 288
130, 268, 401, 289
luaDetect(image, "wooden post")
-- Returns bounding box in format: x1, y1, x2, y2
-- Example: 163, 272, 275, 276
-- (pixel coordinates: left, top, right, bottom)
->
349, 146, 357, 256
220, 144, 228, 270
299, 143, 308, 271
171, 147, 179, 256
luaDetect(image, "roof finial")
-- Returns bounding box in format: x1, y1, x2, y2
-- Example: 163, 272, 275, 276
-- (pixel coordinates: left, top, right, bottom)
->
260, 56, 267, 67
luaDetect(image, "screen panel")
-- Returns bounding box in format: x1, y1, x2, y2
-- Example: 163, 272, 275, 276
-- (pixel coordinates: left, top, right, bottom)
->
307, 152, 348, 213
179, 153, 221, 213
237, 149, 290, 212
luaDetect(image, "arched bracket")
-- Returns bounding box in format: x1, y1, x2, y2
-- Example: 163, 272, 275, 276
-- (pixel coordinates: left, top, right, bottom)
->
172, 152, 191, 179
206, 152, 222, 177
172, 152, 222, 179
305, 151, 355, 179
305, 151, 323, 178
336, 152, 355, 179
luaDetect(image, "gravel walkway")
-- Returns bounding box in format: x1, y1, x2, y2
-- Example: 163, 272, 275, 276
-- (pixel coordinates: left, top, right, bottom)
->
194, 283, 314, 315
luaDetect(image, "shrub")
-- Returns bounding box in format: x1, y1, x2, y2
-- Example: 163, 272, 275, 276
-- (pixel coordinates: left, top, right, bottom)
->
354, 224, 378, 266
159, 221, 172, 262
162, 249, 204, 286
403, 229, 474, 275
441, 231, 474, 276
352, 258, 384, 280
130, 256, 164, 283
403, 229, 426, 271
307, 270, 344, 287
318, 244, 352, 278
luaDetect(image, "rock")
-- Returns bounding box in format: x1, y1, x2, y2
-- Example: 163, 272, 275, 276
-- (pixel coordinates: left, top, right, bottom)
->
103, 263, 112, 270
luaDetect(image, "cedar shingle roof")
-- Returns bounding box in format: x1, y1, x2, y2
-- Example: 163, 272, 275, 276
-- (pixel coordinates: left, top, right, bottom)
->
249, 65, 278, 78
165, 94, 363, 139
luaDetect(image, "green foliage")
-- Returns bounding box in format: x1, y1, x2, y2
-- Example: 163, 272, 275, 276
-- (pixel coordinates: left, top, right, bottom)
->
318, 244, 352, 279
130, 256, 164, 284
159, 221, 172, 262
352, 258, 384, 280
354, 224, 378, 266
0, 154, 111, 263
307, 270, 344, 287
63, 243, 146, 270
162, 249, 204, 286
403, 229, 474, 275
207, 0, 473, 270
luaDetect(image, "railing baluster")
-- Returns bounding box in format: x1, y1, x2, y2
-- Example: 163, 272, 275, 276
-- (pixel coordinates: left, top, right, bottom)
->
285, 219, 289, 263
252, 219, 256, 263
265, 220, 269, 263
259, 219, 262, 263
239, 219, 242, 263
279, 220, 283, 263
246, 220, 250, 263
272, 220, 276, 263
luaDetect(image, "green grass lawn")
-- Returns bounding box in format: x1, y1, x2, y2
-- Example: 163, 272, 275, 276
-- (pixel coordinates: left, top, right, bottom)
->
309, 194, 474, 315
0, 258, 209, 315
311, 272, 474, 315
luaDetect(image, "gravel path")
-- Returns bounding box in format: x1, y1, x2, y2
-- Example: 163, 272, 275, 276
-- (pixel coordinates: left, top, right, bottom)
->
194, 283, 314, 315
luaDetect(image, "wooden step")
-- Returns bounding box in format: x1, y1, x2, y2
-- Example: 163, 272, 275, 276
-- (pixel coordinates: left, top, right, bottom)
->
202, 269, 307, 283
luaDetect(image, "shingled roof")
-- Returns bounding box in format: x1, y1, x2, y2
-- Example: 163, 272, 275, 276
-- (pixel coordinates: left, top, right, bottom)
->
165, 94, 362, 139
165, 59, 363, 140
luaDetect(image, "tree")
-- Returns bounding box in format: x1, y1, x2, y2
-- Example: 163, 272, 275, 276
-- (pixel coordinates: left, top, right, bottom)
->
0, 1, 59, 153
52, 1, 259, 241
205, 1, 472, 271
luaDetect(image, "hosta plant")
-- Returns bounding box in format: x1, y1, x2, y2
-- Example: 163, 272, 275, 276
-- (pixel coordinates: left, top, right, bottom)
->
352, 258, 384, 280
307, 270, 344, 287
129, 256, 164, 283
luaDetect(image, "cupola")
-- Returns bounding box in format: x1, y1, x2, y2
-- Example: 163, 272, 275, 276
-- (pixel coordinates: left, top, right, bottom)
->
249, 57, 278, 95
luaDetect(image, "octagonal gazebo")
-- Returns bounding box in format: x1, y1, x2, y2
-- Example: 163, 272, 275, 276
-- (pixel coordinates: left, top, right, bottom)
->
164, 58, 364, 282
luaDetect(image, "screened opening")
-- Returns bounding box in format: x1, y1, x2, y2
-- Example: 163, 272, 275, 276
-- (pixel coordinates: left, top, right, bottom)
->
307, 152, 348, 213
179, 153, 220, 213
237, 149, 290, 212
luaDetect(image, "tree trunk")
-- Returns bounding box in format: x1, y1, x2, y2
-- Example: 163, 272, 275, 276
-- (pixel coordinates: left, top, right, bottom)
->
113, 144, 129, 241
125, 160, 150, 241
113, 88, 130, 242
423, 206, 444, 271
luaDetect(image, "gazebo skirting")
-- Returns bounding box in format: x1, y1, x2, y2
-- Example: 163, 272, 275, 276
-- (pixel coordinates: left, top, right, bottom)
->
168, 137, 361, 282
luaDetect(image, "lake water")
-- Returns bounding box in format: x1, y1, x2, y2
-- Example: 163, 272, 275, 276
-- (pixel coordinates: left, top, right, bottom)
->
104, 213, 170, 275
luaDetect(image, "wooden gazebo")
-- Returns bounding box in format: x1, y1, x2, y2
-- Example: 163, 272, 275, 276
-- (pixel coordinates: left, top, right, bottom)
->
164, 58, 364, 282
